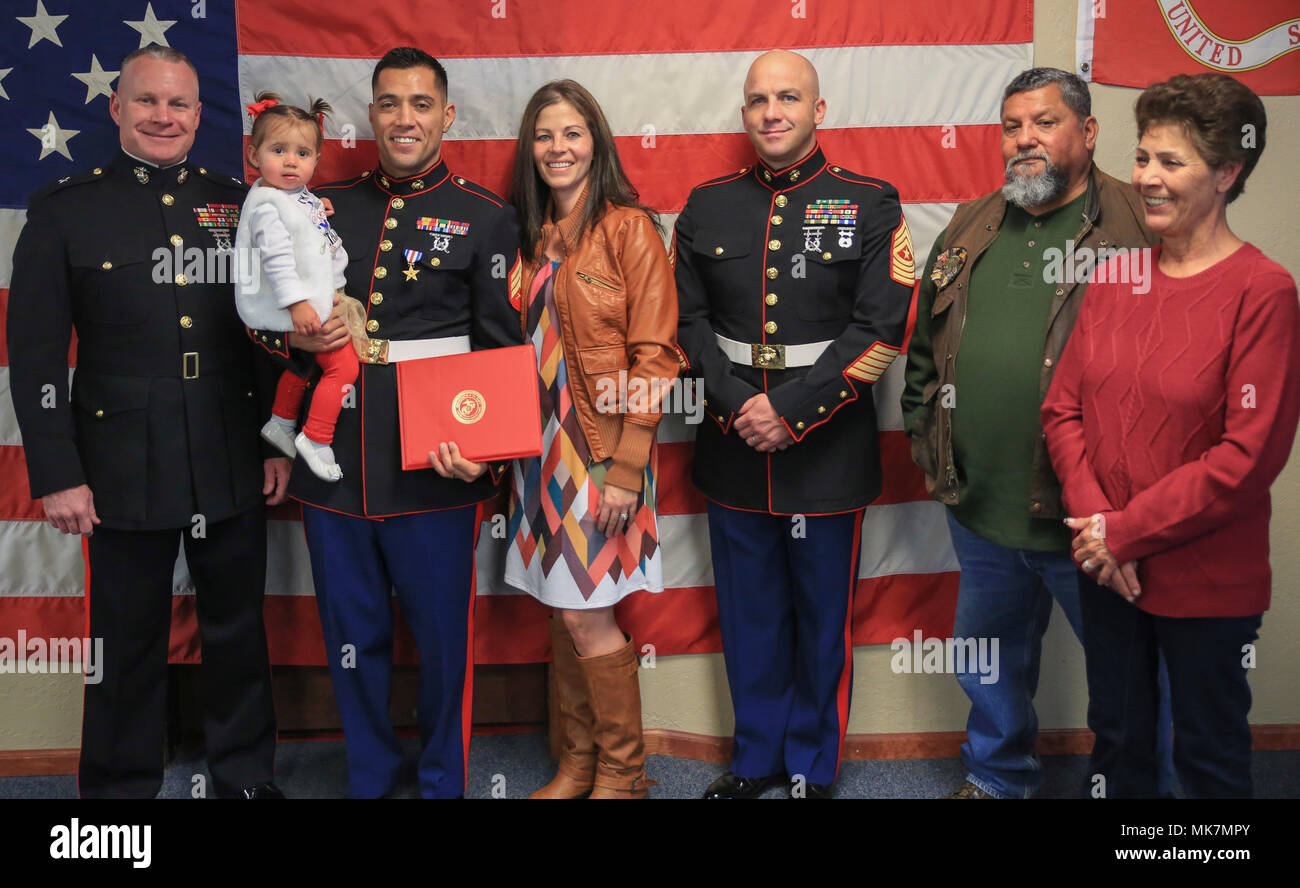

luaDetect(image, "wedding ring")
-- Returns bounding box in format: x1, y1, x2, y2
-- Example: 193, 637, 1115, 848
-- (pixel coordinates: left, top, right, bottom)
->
620, 512, 629, 520
1082, 559, 1095, 572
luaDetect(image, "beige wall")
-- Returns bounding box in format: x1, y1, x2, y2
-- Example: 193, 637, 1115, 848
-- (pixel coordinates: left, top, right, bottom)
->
3, 0, 1296, 752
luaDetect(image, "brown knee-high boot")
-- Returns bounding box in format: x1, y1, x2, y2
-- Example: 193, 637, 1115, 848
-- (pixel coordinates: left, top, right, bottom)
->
529, 616, 595, 798
580, 634, 656, 799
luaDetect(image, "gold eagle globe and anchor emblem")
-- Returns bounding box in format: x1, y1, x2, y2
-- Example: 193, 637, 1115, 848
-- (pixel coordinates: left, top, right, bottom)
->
451, 389, 486, 424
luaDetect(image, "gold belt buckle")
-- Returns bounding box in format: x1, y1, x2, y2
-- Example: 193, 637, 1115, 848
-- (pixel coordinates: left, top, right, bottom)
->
364, 338, 390, 365
751, 343, 785, 370
183, 352, 199, 379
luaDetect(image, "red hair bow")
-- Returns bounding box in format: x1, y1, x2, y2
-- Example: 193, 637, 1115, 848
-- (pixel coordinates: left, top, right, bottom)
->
246, 98, 279, 120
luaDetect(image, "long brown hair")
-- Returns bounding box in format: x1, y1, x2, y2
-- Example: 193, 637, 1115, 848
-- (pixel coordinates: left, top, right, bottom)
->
509, 80, 661, 253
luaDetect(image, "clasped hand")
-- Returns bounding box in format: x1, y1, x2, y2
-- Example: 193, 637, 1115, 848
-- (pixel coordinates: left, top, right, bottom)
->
1064, 513, 1141, 603
734, 394, 793, 452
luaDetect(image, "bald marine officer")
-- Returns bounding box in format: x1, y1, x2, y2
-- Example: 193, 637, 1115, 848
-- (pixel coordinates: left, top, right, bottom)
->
675, 50, 915, 799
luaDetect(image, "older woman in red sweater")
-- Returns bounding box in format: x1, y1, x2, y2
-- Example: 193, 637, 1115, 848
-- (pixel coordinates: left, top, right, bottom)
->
1042, 73, 1300, 798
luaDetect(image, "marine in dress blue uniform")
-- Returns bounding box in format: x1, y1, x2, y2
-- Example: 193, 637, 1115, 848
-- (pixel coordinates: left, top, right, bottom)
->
675, 51, 915, 797
254, 161, 522, 798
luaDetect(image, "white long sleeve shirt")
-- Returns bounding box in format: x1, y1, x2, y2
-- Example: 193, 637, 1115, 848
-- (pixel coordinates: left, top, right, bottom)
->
234, 179, 348, 330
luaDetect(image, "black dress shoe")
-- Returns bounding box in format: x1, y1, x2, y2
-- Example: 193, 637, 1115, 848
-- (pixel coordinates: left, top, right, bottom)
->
790, 780, 833, 799
701, 772, 786, 799
238, 783, 285, 799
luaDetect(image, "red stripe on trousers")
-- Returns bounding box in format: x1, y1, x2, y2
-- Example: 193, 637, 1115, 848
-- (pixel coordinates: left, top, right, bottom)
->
834, 511, 864, 780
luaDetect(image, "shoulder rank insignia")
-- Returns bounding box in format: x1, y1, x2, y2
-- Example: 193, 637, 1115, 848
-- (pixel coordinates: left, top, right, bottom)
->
931, 246, 967, 289
889, 219, 915, 286
32, 168, 102, 202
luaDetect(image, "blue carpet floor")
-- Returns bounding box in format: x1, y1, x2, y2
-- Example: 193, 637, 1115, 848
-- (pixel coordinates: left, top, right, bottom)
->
3, 732, 1298, 798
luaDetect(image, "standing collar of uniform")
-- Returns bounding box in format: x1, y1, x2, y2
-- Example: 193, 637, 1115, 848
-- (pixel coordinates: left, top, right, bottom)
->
370, 158, 449, 196
113, 150, 195, 189
753, 144, 826, 191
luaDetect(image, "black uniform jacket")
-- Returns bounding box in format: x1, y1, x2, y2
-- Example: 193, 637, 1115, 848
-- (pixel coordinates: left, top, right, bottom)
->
675, 145, 915, 515
252, 160, 524, 517
8, 153, 277, 530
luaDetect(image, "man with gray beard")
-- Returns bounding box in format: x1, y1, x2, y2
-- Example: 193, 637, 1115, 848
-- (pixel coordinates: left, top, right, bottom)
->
901, 68, 1161, 798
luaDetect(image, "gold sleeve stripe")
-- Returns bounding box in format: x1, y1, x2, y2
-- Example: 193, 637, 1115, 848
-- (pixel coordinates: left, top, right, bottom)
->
845, 342, 901, 383
855, 350, 895, 365
508, 255, 523, 310
889, 218, 915, 286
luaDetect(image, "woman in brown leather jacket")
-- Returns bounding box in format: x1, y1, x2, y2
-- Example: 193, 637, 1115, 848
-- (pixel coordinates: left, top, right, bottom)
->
505, 80, 680, 798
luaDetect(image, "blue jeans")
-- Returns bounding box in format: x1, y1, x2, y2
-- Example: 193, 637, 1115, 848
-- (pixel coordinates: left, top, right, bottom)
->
944, 514, 1178, 799
945, 511, 1086, 798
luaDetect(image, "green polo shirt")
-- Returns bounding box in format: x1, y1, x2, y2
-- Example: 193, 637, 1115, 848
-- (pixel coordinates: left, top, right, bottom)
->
947, 192, 1086, 552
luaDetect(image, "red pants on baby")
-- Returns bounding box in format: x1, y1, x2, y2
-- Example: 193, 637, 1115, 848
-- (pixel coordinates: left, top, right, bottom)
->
271, 344, 360, 445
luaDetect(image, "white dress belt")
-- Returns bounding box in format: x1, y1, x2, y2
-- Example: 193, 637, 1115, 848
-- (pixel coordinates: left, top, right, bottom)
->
715, 332, 833, 368
364, 335, 472, 364
386, 335, 472, 362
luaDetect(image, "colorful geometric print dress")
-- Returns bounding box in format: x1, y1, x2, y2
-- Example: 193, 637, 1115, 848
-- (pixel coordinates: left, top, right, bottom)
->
504, 260, 664, 609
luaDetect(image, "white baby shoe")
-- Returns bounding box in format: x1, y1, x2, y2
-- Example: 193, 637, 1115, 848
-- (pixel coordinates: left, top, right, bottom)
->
294, 431, 343, 482
260, 418, 297, 458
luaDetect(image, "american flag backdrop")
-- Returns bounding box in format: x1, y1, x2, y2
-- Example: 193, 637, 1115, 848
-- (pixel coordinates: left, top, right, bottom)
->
0, 0, 1033, 665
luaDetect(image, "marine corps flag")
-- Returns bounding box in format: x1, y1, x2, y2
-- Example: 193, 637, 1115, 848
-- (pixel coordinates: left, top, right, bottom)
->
1078, 0, 1300, 95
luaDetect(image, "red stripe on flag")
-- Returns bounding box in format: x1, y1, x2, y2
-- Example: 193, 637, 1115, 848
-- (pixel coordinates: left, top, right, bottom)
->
853, 570, 958, 645
614, 584, 721, 657
268, 500, 302, 522
0, 288, 78, 367
0, 446, 45, 521
0, 436, 928, 522
259, 126, 1003, 213
656, 442, 707, 516
237, 0, 1032, 58
473, 592, 552, 664
1, 569, 958, 666
0, 449, 319, 521
875, 432, 931, 505
0, 594, 82, 637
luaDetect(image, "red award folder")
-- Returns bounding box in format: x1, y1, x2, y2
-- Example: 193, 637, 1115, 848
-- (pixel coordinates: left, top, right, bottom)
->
395, 344, 542, 470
